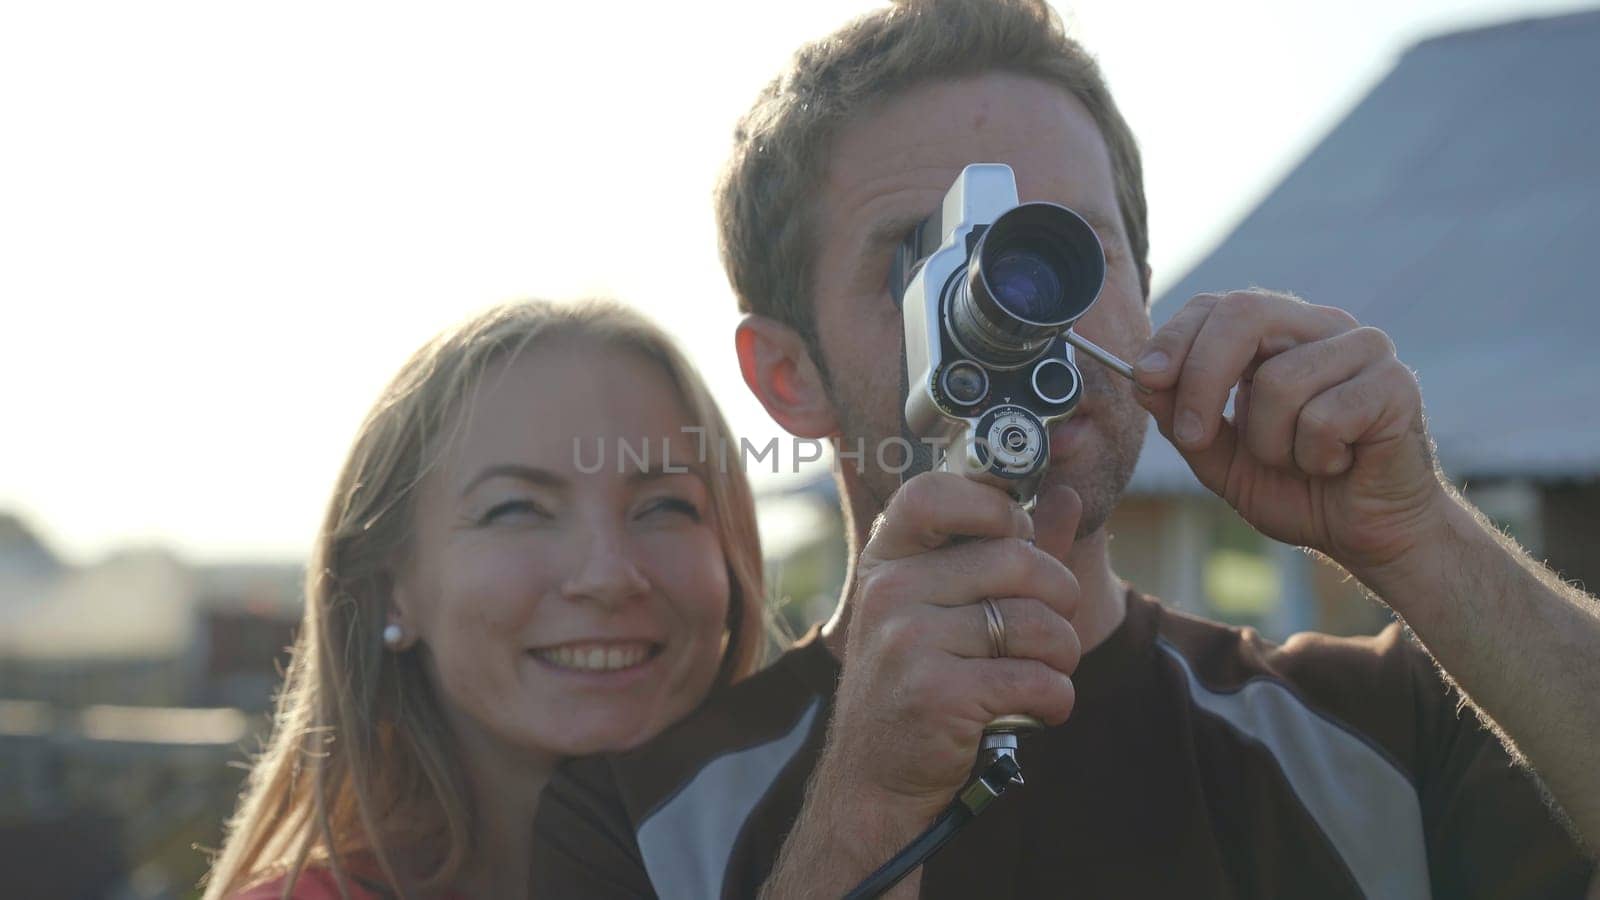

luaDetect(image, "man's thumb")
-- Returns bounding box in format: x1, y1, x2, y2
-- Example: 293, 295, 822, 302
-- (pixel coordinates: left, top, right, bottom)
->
1032, 482, 1084, 561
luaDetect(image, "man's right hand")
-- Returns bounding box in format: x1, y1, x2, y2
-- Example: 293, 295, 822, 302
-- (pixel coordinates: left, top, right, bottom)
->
760, 473, 1085, 898
830, 471, 1081, 831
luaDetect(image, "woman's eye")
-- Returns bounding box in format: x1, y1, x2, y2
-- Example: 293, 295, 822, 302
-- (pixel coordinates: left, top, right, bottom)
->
639, 497, 702, 522
478, 499, 549, 525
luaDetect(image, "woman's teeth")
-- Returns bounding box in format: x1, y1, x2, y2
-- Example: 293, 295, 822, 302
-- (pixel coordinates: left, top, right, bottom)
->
533, 642, 654, 672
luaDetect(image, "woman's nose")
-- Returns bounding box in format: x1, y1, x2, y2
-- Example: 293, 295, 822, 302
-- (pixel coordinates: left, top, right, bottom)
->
560, 530, 650, 608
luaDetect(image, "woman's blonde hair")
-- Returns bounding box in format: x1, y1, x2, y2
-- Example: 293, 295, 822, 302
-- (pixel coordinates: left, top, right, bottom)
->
202, 299, 766, 898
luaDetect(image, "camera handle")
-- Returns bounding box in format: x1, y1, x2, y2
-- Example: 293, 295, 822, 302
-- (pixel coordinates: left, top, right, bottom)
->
858, 325, 1143, 898
942, 445, 1049, 767
957, 328, 1143, 774
980, 714, 1041, 777
844, 456, 1043, 899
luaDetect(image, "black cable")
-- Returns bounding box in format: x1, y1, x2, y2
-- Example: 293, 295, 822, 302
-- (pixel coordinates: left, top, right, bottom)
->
842, 806, 968, 900
842, 753, 1022, 900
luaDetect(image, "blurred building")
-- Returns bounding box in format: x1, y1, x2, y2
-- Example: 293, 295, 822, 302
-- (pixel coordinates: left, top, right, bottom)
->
0, 515, 302, 899
756, 473, 848, 645
1119, 8, 1600, 638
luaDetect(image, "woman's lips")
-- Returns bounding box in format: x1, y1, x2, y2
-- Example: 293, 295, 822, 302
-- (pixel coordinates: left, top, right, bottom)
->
529, 640, 661, 673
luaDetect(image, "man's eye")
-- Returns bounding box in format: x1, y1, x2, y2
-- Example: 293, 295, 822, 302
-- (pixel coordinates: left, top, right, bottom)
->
479, 499, 549, 525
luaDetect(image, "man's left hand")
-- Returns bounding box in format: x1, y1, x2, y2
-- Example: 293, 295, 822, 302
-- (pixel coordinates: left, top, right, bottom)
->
1132, 288, 1447, 577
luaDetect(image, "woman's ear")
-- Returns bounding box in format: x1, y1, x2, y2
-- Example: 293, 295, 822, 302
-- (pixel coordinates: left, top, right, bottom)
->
382, 572, 420, 650
735, 315, 838, 439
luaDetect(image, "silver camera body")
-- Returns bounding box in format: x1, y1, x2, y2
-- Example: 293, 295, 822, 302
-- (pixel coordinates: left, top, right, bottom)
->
897, 164, 1107, 504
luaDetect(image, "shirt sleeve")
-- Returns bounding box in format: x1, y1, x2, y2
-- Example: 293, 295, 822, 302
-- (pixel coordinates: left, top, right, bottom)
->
531, 755, 658, 899
1410, 650, 1596, 898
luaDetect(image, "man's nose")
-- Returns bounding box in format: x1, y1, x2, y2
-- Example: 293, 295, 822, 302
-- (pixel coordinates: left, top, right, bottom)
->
560, 529, 650, 609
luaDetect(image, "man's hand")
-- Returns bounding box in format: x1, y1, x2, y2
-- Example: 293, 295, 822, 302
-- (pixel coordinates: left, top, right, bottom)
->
1132, 289, 1447, 578
760, 472, 1084, 898
1134, 288, 1600, 857
829, 472, 1084, 815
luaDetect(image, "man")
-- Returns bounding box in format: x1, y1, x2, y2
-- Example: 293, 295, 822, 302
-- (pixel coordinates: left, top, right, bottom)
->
532, 1, 1599, 896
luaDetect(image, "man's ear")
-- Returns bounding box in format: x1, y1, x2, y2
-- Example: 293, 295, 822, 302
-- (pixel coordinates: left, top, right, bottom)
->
735, 315, 838, 439
1141, 262, 1154, 307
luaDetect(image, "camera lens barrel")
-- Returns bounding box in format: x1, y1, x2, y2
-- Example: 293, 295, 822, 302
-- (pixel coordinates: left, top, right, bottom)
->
948, 203, 1105, 368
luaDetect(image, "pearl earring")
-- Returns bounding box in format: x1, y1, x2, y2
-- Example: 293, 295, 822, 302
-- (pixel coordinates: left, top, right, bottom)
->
383, 623, 404, 648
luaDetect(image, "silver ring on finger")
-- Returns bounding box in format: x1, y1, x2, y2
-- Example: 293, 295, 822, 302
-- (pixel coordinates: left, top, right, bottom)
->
981, 598, 1008, 659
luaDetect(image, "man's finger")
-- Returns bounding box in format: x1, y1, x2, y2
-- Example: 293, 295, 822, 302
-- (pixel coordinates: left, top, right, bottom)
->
863, 537, 1077, 614
1244, 327, 1396, 473
1139, 385, 1245, 499
1132, 291, 1222, 391
941, 597, 1081, 675
867, 471, 1032, 560
1293, 361, 1421, 477
1031, 481, 1084, 563
1170, 292, 1356, 451
966, 658, 1077, 727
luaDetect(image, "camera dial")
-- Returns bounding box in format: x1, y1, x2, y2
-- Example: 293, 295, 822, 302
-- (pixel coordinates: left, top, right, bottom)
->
969, 405, 1047, 480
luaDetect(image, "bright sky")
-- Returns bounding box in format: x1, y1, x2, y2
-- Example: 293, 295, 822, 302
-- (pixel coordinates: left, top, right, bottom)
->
2, 0, 1590, 564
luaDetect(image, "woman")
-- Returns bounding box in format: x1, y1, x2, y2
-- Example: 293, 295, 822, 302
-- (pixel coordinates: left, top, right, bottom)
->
203, 300, 766, 899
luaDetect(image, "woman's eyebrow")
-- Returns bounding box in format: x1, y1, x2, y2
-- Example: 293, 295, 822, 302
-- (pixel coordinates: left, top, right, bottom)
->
458, 464, 566, 498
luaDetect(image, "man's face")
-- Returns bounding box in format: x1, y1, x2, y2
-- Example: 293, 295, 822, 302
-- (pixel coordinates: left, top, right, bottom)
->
810, 71, 1150, 538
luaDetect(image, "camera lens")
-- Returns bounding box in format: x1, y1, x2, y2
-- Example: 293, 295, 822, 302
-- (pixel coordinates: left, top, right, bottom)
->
987, 249, 1065, 322
1031, 357, 1081, 406
947, 202, 1106, 369
940, 360, 989, 407
974, 204, 1102, 329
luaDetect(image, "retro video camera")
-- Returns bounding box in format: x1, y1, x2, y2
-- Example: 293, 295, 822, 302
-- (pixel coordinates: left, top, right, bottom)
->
895, 163, 1107, 506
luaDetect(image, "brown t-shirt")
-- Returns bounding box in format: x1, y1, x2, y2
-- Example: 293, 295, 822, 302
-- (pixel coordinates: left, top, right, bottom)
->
532, 591, 1593, 898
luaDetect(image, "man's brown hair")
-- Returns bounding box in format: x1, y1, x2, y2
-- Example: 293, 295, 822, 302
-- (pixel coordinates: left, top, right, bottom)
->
715, 0, 1150, 344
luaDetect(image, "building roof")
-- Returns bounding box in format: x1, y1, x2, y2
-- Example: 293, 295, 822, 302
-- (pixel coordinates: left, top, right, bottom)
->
0, 514, 62, 581
1130, 8, 1600, 494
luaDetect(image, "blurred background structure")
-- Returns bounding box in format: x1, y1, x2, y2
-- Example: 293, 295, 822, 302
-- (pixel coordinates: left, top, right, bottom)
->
0, 514, 300, 898
4, 4, 1598, 898
1112, 9, 1600, 639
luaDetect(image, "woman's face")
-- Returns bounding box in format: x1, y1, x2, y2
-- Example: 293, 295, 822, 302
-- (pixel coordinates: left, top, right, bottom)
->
393, 343, 733, 762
